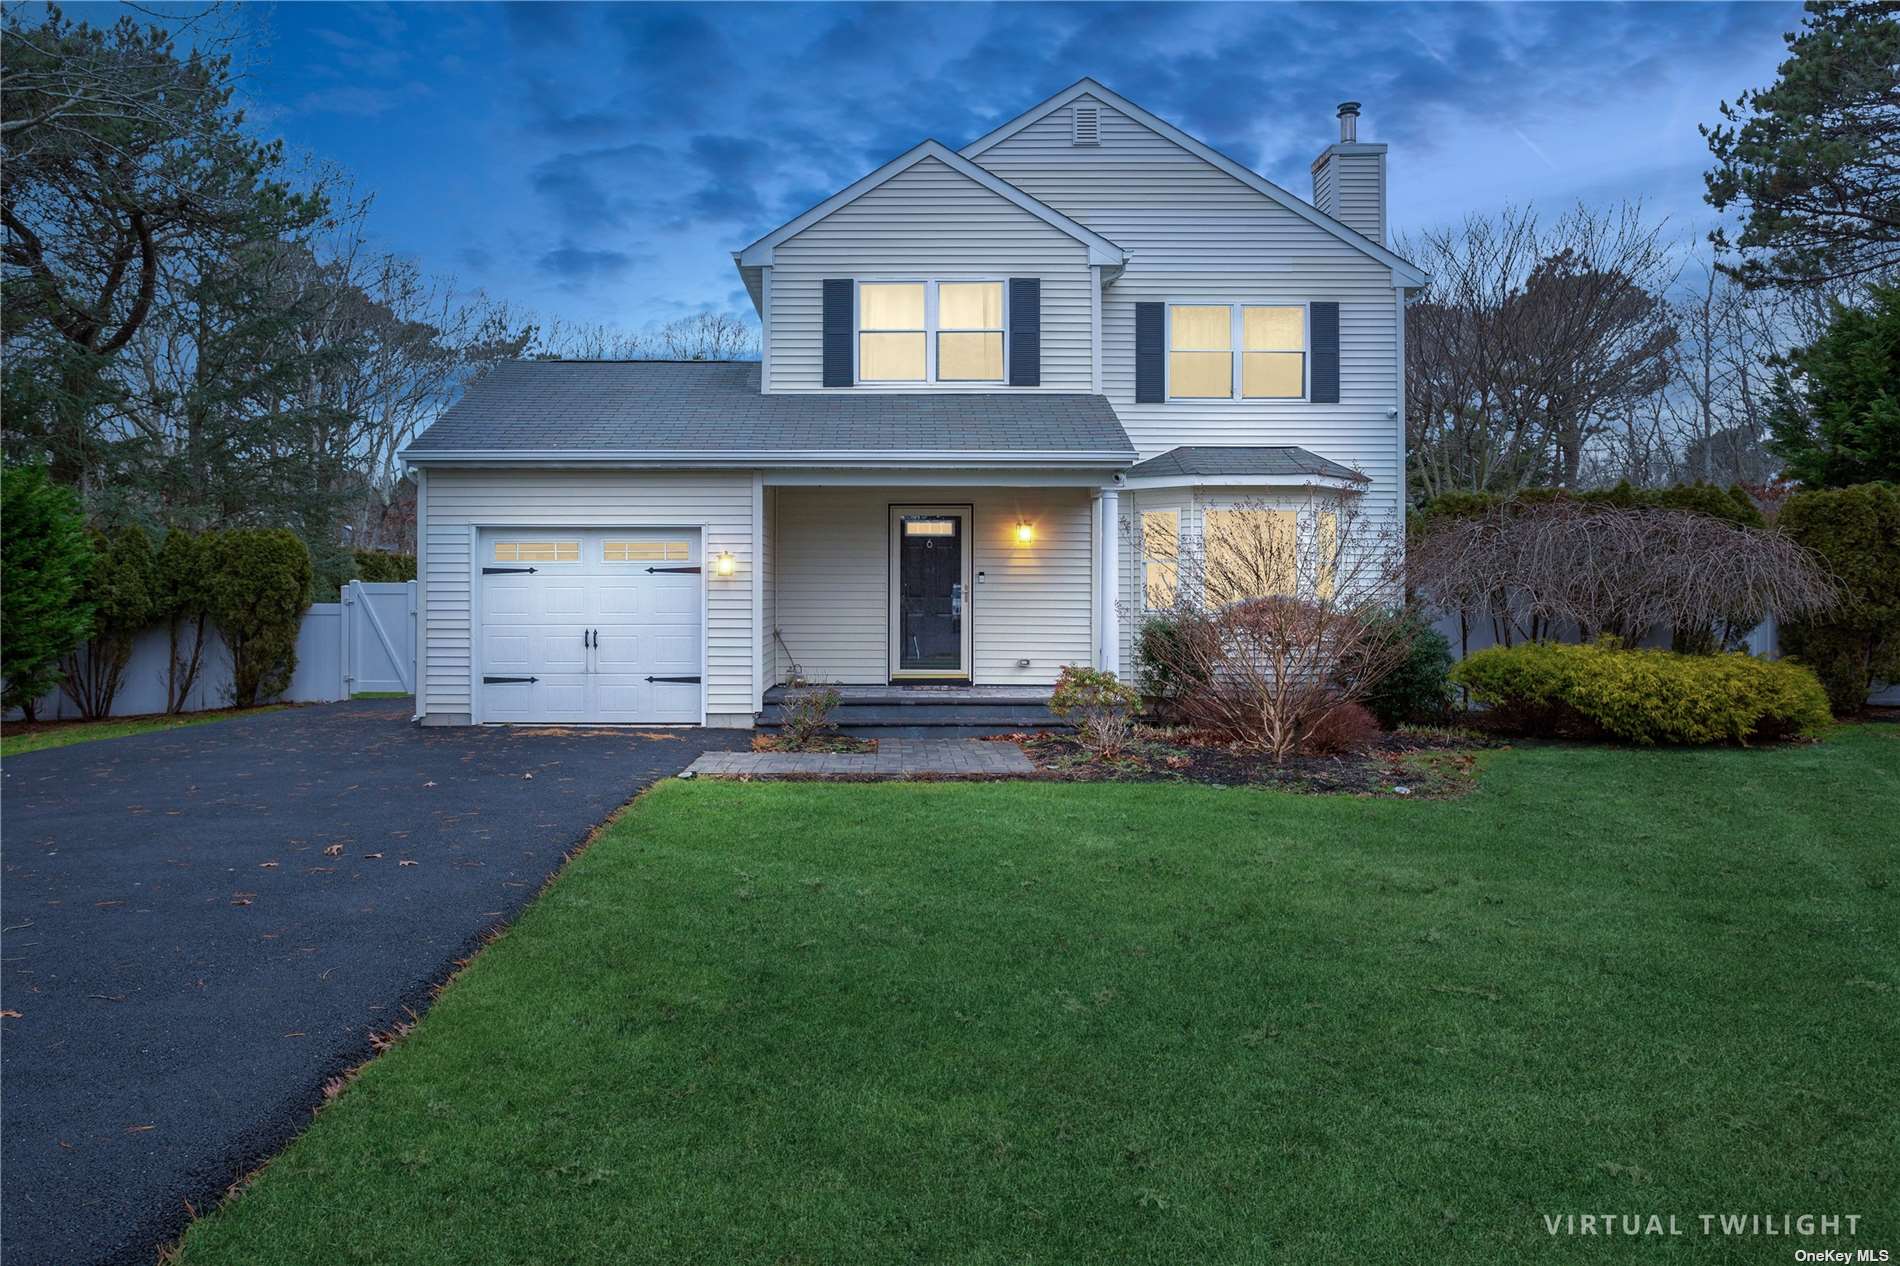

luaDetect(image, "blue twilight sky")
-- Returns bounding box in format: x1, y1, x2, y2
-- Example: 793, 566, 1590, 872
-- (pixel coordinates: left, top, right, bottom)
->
178, 1, 1803, 331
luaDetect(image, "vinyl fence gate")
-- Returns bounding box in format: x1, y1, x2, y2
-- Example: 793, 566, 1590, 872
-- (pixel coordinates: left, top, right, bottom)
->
339, 579, 417, 696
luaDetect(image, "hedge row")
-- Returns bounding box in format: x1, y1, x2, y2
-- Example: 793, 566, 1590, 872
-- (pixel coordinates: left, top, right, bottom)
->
1450, 640, 1831, 745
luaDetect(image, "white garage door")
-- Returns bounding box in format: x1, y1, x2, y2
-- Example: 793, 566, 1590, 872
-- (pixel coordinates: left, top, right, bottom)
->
478, 528, 701, 724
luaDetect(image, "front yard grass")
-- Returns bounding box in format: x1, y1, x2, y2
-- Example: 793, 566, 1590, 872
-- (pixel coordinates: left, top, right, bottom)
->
178, 727, 1897, 1264
0, 705, 286, 758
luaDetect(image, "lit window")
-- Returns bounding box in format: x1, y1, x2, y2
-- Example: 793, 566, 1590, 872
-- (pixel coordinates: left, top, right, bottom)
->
1168, 306, 1232, 398
603, 540, 690, 562
1168, 305, 1307, 399
1242, 306, 1305, 398
857, 280, 1006, 384
938, 281, 1004, 381
493, 540, 578, 563
1141, 510, 1179, 609
858, 283, 926, 381
1316, 511, 1338, 600
1202, 509, 1297, 604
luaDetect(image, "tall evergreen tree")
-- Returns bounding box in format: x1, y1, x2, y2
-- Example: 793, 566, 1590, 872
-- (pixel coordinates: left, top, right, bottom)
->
1704, 1, 1900, 288
1767, 285, 1900, 485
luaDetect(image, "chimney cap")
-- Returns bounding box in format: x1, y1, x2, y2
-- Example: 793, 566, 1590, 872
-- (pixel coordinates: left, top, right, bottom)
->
1337, 101, 1361, 117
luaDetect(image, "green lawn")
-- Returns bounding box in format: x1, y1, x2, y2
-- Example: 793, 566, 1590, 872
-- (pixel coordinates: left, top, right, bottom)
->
178, 728, 1898, 1264
0, 705, 286, 757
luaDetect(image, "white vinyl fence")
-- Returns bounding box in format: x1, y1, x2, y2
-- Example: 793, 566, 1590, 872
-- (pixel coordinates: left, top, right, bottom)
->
1431, 609, 1900, 706
12, 581, 417, 720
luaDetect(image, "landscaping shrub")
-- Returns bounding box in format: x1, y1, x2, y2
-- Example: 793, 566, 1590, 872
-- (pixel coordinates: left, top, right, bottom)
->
1049, 664, 1142, 758
1134, 613, 1212, 719
779, 679, 843, 750
1, 464, 96, 721
60, 525, 158, 719
1301, 701, 1383, 755
207, 529, 312, 707
1776, 483, 1900, 714
154, 530, 216, 713
353, 550, 417, 583
1355, 608, 1453, 727
1451, 640, 1831, 745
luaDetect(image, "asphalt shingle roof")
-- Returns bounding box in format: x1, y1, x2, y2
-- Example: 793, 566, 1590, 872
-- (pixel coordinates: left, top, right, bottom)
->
1128, 445, 1369, 483
404, 360, 1135, 458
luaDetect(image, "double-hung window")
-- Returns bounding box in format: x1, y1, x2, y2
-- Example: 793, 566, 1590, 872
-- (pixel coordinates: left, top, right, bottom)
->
1167, 304, 1306, 399
857, 280, 1005, 383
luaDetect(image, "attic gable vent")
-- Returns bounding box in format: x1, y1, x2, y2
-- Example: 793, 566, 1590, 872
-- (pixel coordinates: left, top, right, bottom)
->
1071, 103, 1100, 146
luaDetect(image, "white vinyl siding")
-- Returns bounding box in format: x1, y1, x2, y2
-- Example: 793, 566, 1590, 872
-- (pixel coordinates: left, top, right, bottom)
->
419, 469, 757, 725
767, 156, 1093, 392
769, 486, 1093, 686
970, 95, 1405, 535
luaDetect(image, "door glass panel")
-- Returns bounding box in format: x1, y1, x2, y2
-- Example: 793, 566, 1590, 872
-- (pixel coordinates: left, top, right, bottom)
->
493, 540, 578, 562
603, 540, 690, 562
898, 515, 962, 672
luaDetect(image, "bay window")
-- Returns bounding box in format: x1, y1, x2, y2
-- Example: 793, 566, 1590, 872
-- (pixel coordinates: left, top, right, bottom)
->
857, 280, 1005, 383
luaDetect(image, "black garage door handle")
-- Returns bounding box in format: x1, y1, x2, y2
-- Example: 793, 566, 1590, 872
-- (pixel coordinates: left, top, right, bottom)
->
483, 675, 538, 684
645, 675, 701, 684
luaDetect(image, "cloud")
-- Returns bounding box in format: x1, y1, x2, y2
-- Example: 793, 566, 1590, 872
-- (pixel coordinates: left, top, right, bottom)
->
537, 241, 650, 282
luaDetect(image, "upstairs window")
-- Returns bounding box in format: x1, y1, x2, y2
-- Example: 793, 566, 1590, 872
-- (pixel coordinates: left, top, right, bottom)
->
857, 280, 1005, 384
1167, 304, 1307, 400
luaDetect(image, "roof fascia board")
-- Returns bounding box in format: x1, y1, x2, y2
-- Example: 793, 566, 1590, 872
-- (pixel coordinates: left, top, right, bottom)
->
401, 448, 1136, 470
1121, 474, 1366, 492
735, 139, 1125, 267
961, 78, 1428, 288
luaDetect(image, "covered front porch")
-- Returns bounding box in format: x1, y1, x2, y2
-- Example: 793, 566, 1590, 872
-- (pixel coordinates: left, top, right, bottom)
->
758, 475, 1124, 698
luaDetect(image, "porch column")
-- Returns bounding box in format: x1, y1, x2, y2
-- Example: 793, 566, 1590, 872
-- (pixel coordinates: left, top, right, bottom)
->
1095, 486, 1120, 676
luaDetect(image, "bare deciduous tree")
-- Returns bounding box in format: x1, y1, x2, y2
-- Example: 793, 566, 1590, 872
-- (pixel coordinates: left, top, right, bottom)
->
1400, 203, 1680, 498
1409, 501, 1837, 652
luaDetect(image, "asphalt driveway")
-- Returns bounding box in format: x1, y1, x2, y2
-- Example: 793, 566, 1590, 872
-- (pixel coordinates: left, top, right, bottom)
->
1, 699, 746, 1266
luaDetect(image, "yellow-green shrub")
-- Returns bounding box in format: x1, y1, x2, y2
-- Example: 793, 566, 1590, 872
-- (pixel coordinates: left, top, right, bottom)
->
1450, 641, 1831, 745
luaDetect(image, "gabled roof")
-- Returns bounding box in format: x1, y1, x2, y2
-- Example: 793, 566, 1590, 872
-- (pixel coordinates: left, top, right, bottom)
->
402, 361, 1135, 469
734, 139, 1126, 269
1125, 445, 1370, 488
961, 78, 1428, 288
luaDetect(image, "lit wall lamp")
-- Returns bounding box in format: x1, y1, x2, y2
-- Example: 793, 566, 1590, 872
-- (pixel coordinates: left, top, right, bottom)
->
713, 551, 736, 577
1014, 521, 1035, 545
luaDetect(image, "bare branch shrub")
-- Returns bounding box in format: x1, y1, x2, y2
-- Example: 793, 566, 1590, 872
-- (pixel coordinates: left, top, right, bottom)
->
1410, 502, 1838, 650
1048, 665, 1141, 759
779, 679, 842, 750
1136, 498, 1412, 762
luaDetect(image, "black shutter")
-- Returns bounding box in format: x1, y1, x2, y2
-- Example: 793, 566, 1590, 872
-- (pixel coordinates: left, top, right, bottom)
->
1008, 277, 1041, 386
822, 279, 853, 387
1310, 301, 1340, 403
1134, 302, 1165, 403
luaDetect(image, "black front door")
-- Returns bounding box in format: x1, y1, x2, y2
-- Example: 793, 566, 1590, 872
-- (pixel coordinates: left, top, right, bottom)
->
896, 514, 964, 673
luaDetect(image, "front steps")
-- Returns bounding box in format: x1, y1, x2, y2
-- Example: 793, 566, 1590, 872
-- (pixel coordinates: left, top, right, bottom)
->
756, 684, 1067, 739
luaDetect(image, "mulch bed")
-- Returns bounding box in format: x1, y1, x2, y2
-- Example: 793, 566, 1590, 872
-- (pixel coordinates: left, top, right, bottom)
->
750, 733, 878, 754
986, 726, 1494, 797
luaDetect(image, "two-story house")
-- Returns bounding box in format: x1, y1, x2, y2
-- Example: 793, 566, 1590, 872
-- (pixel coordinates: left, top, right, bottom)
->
401, 78, 1426, 727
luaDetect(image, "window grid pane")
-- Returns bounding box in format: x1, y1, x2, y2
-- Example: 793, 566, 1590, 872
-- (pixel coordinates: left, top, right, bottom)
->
1169, 351, 1234, 398
939, 282, 1003, 330
493, 540, 578, 563
860, 331, 926, 381
1243, 306, 1305, 351
1170, 305, 1231, 350
860, 282, 924, 330
604, 540, 690, 562
1242, 352, 1305, 398
938, 331, 1003, 381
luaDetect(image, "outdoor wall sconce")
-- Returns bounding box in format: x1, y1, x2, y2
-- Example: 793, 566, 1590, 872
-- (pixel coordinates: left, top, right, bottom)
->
1015, 521, 1035, 545
713, 551, 736, 577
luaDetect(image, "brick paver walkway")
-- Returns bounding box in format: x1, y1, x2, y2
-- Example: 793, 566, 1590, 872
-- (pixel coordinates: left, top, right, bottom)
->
685, 738, 1035, 778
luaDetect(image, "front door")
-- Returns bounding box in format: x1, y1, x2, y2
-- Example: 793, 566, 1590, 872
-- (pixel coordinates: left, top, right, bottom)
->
889, 505, 972, 680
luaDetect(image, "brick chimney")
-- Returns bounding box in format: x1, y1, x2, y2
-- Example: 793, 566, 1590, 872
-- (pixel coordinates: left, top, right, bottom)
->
1310, 102, 1387, 245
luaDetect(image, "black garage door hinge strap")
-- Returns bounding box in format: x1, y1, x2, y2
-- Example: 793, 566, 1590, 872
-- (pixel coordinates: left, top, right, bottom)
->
483, 675, 538, 684
645, 675, 702, 683
482, 566, 539, 575
645, 566, 701, 574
